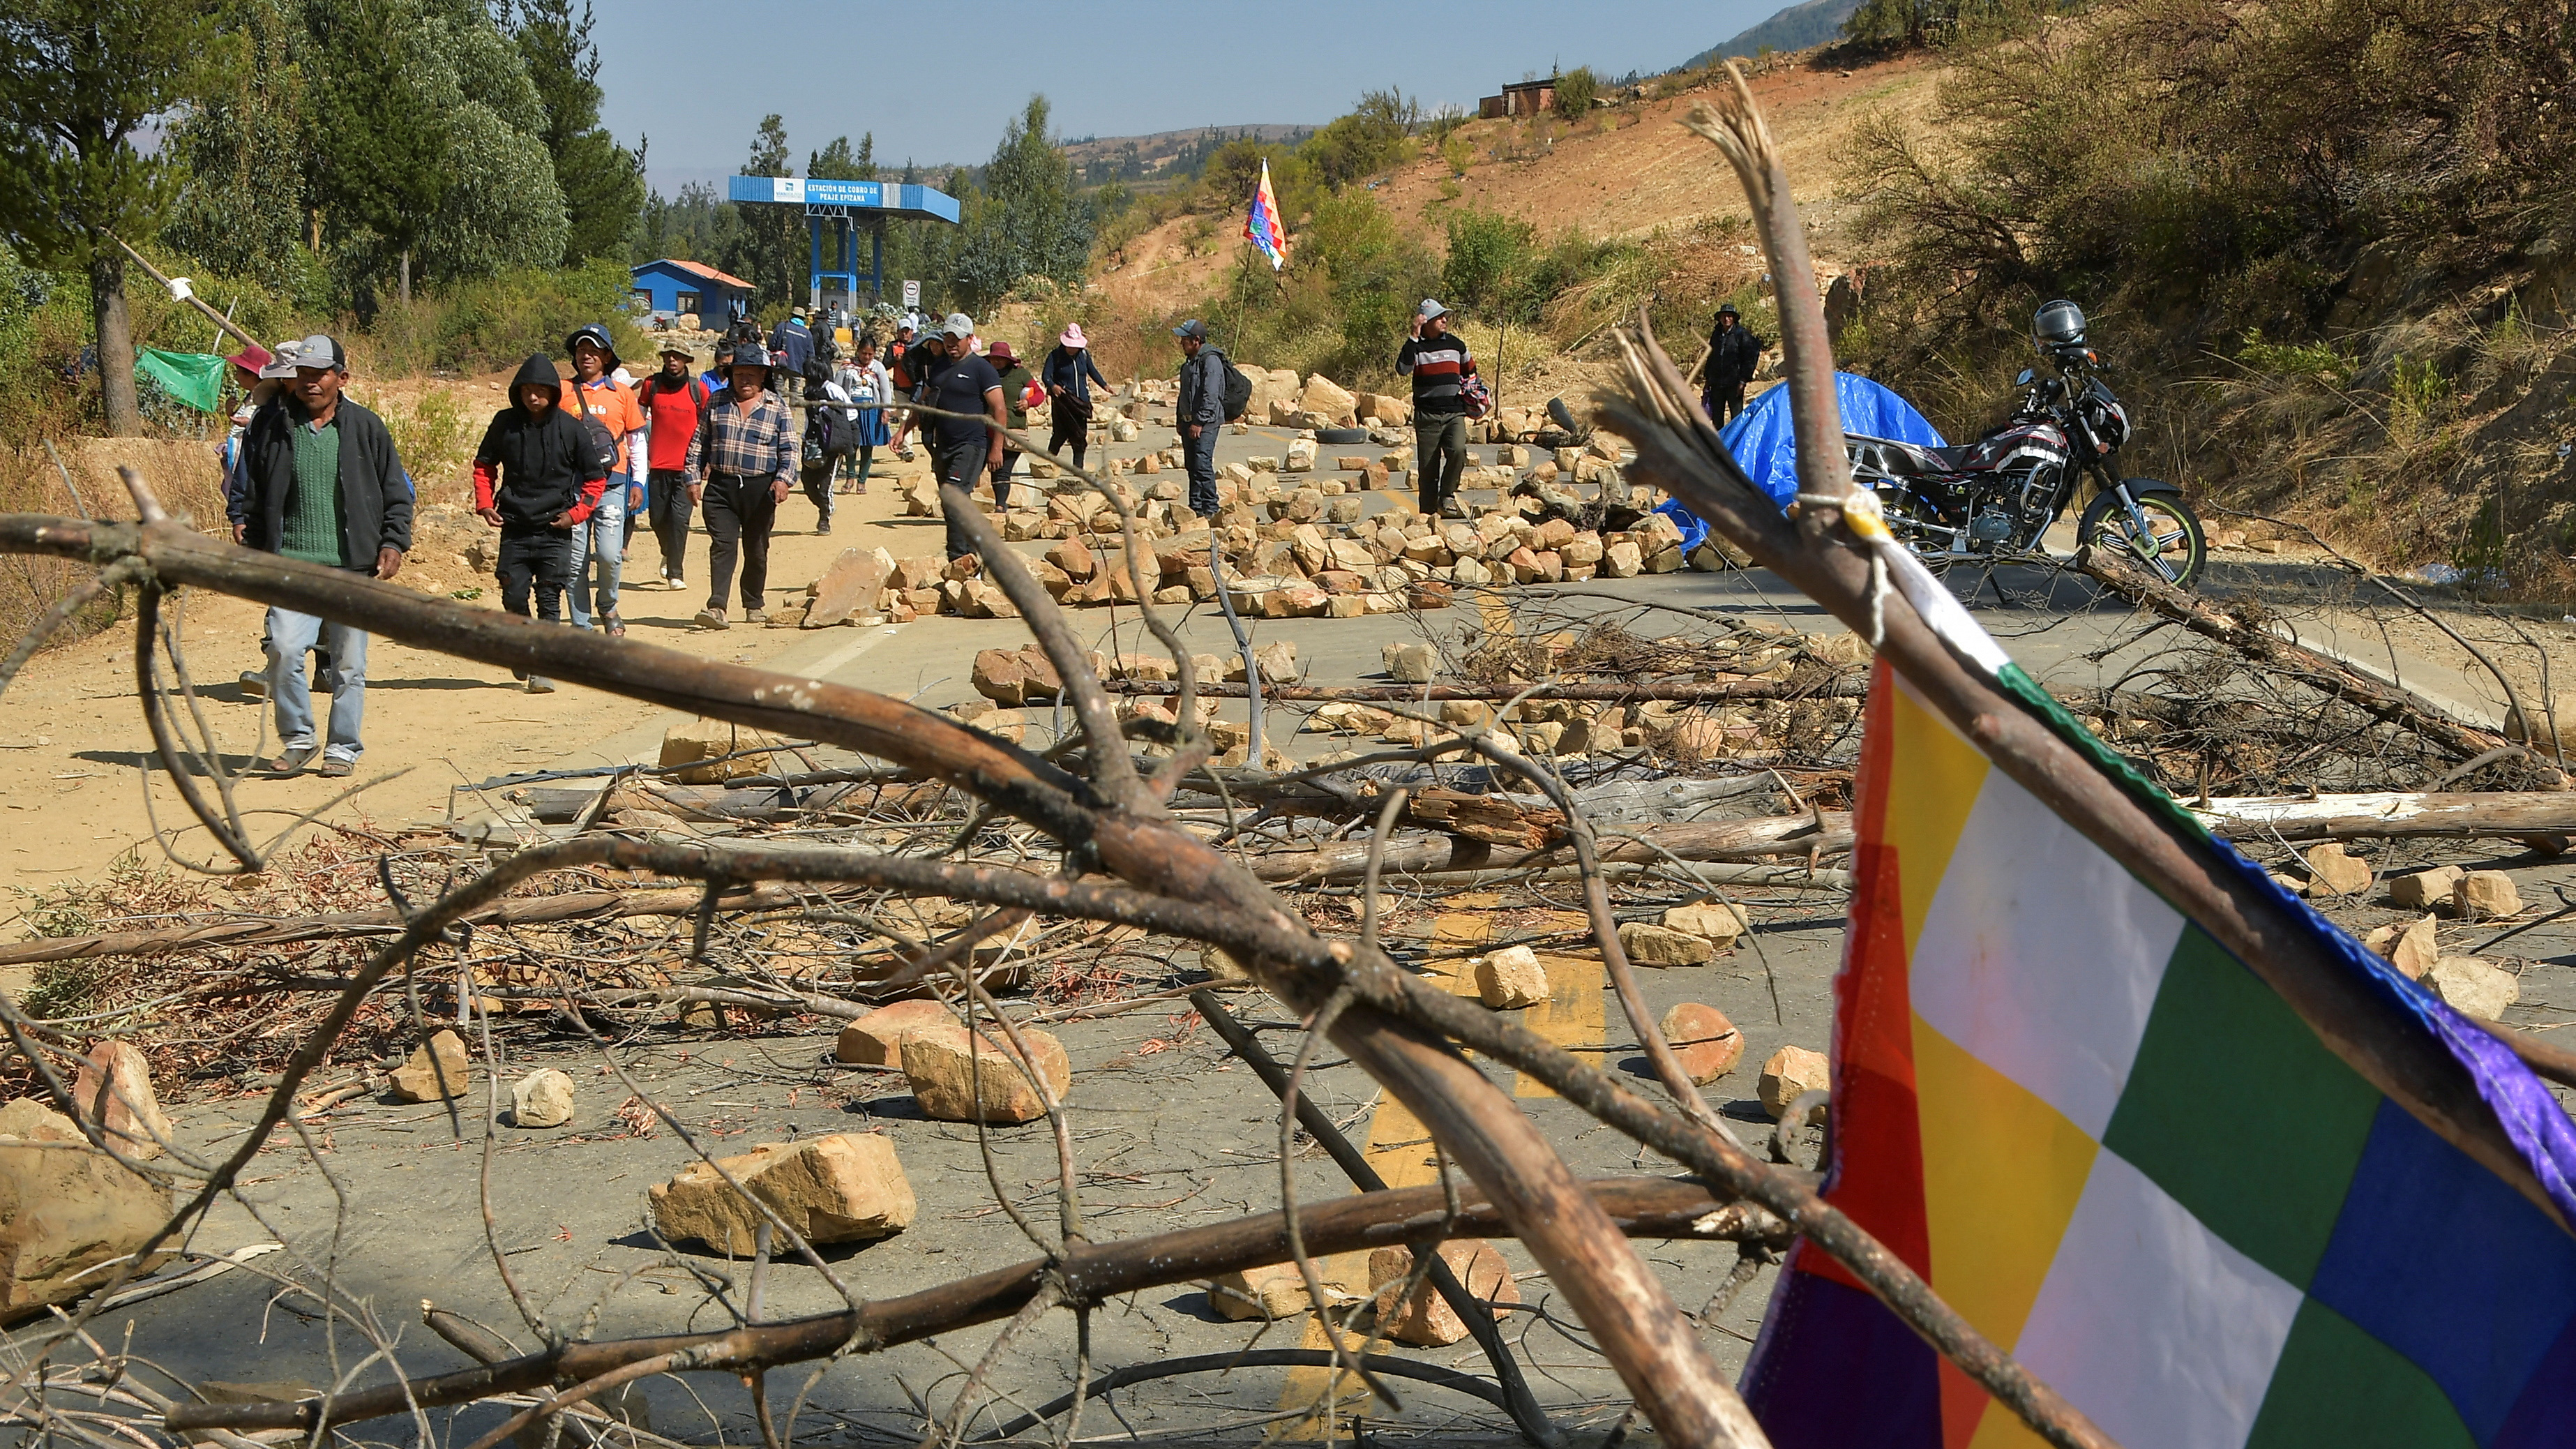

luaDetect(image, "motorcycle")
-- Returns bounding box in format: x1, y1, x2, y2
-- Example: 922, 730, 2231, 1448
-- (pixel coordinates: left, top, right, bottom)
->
1843, 299, 2206, 587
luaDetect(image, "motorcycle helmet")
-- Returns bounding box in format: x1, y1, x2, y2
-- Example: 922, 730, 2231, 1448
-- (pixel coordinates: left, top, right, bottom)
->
2033, 299, 2088, 350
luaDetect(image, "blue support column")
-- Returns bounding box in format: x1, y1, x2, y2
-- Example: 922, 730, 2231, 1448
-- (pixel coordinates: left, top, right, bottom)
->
870, 221, 884, 305
807, 217, 824, 310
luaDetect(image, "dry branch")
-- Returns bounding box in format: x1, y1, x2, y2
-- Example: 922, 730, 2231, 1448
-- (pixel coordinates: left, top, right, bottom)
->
162, 1173, 1787, 1434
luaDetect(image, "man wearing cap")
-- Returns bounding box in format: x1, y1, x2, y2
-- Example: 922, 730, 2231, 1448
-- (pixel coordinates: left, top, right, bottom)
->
988, 340, 1035, 507
1703, 301, 1762, 425
901, 315, 1005, 561
234, 335, 412, 776
1399, 300, 1477, 518
685, 343, 797, 628
1173, 320, 1224, 518
770, 306, 813, 408
1042, 324, 1106, 470
559, 325, 645, 636
638, 343, 709, 590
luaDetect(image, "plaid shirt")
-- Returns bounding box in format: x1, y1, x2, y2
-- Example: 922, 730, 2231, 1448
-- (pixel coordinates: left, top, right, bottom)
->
684, 387, 794, 485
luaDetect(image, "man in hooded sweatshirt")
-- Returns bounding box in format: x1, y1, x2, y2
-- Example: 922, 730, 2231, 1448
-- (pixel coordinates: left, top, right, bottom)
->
473, 354, 607, 693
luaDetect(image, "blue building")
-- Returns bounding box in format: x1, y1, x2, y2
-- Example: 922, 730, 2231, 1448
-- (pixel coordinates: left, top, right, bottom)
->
628, 259, 754, 328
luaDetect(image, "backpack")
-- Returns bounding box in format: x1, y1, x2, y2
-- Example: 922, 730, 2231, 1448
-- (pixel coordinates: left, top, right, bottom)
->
1214, 350, 1254, 423
568, 385, 626, 479
806, 398, 856, 458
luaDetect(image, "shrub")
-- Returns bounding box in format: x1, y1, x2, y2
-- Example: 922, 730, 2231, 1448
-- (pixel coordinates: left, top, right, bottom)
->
1555, 68, 1598, 120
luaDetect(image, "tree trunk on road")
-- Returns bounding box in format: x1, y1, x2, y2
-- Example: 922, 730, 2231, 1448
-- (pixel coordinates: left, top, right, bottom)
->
91, 248, 140, 437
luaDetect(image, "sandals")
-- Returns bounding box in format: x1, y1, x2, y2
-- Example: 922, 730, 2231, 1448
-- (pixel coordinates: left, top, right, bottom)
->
605, 613, 627, 638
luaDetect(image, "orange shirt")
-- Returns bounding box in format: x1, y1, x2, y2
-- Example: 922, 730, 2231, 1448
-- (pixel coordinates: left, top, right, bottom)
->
560, 374, 644, 474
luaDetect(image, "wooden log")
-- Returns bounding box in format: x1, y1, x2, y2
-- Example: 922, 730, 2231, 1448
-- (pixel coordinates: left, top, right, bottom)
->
0, 881, 835, 968
1248, 811, 1851, 883
2195, 790, 2576, 843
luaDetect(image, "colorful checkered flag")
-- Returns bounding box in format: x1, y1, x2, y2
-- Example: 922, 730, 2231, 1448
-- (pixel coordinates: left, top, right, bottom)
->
1243, 159, 1289, 271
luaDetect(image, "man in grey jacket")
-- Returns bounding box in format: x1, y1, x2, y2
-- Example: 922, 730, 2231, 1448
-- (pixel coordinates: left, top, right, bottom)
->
1173, 319, 1223, 517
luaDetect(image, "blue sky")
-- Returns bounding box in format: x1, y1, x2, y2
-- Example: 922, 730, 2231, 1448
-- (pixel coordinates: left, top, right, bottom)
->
594, 0, 1780, 194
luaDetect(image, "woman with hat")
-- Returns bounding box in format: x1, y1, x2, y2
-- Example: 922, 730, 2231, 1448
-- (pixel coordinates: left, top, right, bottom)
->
1041, 324, 1107, 470
834, 334, 893, 495
987, 340, 1036, 506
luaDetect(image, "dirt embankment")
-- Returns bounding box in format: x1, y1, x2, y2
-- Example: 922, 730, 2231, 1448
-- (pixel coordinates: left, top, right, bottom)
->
1090, 51, 1944, 336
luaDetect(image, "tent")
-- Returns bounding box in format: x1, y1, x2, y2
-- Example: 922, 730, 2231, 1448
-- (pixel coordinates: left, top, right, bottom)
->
1656, 371, 1948, 549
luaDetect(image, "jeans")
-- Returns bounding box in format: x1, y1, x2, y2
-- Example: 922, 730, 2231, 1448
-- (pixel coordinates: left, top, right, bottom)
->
647, 468, 692, 580
993, 450, 1020, 511
935, 440, 990, 560
266, 604, 368, 763
566, 479, 631, 626
1182, 426, 1220, 517
702, 472, 779, 612
841, 445, 873, 491
1415, 412, 1468, 515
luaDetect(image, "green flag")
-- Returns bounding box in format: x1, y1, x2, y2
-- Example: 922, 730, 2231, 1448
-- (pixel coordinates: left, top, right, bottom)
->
135, 349, 228, 414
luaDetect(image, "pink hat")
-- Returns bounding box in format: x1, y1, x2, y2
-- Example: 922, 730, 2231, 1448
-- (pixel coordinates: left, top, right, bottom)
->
1060, 323, 1087, 349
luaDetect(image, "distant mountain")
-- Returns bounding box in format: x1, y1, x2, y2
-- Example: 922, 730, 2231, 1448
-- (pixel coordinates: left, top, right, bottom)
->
1683, 0, 1861, 66
1057, 125, 1314, 173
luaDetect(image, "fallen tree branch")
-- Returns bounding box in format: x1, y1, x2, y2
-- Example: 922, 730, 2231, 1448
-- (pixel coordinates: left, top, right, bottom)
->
1103, 679, 1866, 703
2194, 790, 2576, 844
1247, 813, 1851, 883
160, 1173, 1787, 1434
2079, 548, 2565, 787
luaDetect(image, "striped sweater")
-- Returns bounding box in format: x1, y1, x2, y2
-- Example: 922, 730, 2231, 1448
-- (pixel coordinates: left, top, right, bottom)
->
1396, 333, 1476, 417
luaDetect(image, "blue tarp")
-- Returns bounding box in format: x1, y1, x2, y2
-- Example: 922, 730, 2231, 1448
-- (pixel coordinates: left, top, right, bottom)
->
1655, 372, 1948, 550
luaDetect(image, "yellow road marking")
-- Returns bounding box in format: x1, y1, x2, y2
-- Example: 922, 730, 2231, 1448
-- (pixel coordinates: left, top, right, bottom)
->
1516, 910, 1604, 1099
1270, 900, 1496, 1439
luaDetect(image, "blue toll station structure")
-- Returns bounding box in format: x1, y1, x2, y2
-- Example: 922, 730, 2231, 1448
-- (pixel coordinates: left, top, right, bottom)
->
725, 175, 962, 314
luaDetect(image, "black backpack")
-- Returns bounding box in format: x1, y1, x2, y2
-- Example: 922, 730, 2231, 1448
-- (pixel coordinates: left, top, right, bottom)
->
1214, 349, 1254, 423
808, 399, 856, 458
571, 409, 618, 481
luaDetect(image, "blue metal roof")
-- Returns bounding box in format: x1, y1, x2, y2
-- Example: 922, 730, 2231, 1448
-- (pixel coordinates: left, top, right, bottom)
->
725, 175, 961, 225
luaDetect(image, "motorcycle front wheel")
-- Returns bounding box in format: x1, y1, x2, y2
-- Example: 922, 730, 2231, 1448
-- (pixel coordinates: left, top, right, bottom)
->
2077, 487, 2206, 588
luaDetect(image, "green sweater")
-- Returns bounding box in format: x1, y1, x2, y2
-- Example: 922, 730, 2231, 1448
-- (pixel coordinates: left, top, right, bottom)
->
278, 415, 349, 567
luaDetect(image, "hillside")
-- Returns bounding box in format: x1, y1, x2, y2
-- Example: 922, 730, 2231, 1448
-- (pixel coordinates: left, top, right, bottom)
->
1085, 49, 1941, 382
1684, 0, 1862, 66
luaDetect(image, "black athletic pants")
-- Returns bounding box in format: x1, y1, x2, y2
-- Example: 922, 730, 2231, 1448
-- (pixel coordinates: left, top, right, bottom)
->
647, 468, 691, 580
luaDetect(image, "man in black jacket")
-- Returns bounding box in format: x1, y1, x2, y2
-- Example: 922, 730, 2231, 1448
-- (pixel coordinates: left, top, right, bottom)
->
1703, 302, 1763, 425
474, 354, 608, 692
1173, 319, 1224, 518
234, 334, 411, 778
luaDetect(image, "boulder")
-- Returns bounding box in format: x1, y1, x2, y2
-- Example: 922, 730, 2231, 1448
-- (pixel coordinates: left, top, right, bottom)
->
1617, 921, 1712, 967
1384, 641, 1438, 684
2388, 864, 2464, 910
901, 1023, 1071, 1124
1758, 1046, 1831, 1120
1662, 901, 1748, 946
2385, 913, 2439, 979
1209, 1260, 1357, 1321
389, 1030, 472, 1102
2427, 956, 2519, 1021
1044, 538, 1097, 581
511, 1069, 575, 1128
2454, 871, 2522, 919
0, 1102, 174, 1312
1283, 437, 1318, 472
71, 1040, 170, 1159
648, 1132, 916, 1255
803, 547, 894, 627
2301, 842, 2372, 896
1366, 1240, 1520, 1346
972, 647, 1061, 705
1299, 374, 1359, 427
1475, 945, 1550, 1009
1659, 1003, 1744, 1085
658, 718, 781, 785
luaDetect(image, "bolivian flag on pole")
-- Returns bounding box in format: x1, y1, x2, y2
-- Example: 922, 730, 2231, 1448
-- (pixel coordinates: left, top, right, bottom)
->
1742, 560, 2576, 1447
1244, 158, 1289, 270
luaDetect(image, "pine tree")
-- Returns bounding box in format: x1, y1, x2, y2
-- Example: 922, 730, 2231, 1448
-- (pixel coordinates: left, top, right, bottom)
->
508, 0, 642, 262
317, 0, 450, 303
0, 0, 233, 435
